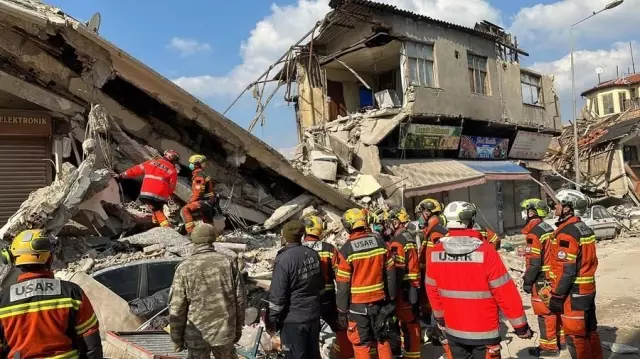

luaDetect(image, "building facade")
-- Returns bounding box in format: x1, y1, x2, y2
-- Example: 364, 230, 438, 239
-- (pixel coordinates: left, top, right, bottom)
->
291, 0, 562, 233
582, 73, 640, 119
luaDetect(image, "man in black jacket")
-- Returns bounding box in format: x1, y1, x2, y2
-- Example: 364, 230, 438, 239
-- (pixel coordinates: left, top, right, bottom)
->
267, 220, 324, 359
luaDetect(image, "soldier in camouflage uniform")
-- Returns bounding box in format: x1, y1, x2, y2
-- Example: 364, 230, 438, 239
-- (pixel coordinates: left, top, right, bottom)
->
169, 223, 246, 359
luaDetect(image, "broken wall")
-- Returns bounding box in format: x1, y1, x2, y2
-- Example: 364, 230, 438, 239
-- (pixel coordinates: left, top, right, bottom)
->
297, 57, 327, 130
582, 144, 627, 196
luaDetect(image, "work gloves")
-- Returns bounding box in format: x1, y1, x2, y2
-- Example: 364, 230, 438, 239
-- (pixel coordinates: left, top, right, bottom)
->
513, 323, 534, 340
548, 293, 565, 313
338, 311, 349, 331
522, 282, 532, 294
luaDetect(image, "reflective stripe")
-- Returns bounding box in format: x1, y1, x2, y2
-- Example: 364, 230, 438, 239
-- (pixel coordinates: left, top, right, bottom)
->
580, 235, 596, 245
561, 315, 584, 320
395, 255, 406, 263
351, 283, 384, 294
386, 258, 395, 267
446, 327, 500, 340
325, 284, 335, 291
159, 220, 170, 227
433, 310, 444, 318
529, 247, 541, 255
405, 243, 417, 250
541, 265, 550, 272
488, 273, 511, 289
76, 313, 98, 335
566, 253, 577, 260
405, 352, 421, 358
403, 273, 420, 280
269, 302, 283, 311
574, 276, 595, 284
336, 269, 351, 279
439, 289, 492, 299
509, 315, 527, 327
540, 233, 552, 243
318, 252, 333, 259
0, 298, 81, 319
145, 174, 169, 182
539, 338, 556, 345
347, 248, 386, 263
47, 350, 79, 359
425, 276, 436, 286
140, 191, 169, 202
426, 242, 435, 247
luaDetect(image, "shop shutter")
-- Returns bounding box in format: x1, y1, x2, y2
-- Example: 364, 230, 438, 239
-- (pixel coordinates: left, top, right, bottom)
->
0, 136, 49, 226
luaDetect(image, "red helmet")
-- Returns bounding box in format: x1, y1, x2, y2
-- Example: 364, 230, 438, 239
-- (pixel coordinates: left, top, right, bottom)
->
163, 150, 180, 163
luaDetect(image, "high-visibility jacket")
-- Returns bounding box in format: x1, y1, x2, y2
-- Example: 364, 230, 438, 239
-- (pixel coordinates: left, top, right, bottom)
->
336, 231, 396, 311
522, 218, 555, 286
477, 225, 500, 250
389, 227, 420, 290
188, 168, 215, 203
303, 236, 340, 293
0, 271, 102, 359
550, 216, 598, 297
425, 229, 528, 346
420, 220, 448, 272
121, 158, 178, 202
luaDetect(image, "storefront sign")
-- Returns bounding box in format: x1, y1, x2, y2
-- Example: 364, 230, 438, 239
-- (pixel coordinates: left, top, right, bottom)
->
508, 131, 553, 160
0, 110, 51, 137
399, 124, 461, 150
459, 135, 509, 159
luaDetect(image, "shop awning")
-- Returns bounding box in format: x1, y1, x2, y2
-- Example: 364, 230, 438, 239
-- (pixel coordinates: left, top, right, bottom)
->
459, 161, 531, 181
381, 159, 486, 197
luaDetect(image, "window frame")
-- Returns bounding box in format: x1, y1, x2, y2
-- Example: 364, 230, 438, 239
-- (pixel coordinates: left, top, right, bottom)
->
405, 41, 436, 88
520, 72, 542, 106
468, 53, 489, 95
619, 91, 627, 112
592, 97, 600, 116
602, 93, 615, 115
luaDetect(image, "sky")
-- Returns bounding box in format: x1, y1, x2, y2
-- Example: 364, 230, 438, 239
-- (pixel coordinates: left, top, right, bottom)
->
48, 0, 639, 156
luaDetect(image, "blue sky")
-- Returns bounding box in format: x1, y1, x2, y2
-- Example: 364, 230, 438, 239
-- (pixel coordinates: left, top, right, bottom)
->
48, 0, 639, 153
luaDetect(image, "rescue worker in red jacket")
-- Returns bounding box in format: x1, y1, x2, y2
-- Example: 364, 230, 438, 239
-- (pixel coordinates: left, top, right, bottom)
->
336, 208, 397, 359
387, 207, 421, 359
180, 154, 218, 234
301, 215, 354, 359
426, 201, 533, 358
548, 194, 602, 359
116, 150, 180, 228
520, 198, 566, 357
0, 230, 102, 359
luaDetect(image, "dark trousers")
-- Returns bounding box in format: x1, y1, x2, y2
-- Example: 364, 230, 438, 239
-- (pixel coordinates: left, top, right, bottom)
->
280, 319, 321, 359
448, 340, 501, 359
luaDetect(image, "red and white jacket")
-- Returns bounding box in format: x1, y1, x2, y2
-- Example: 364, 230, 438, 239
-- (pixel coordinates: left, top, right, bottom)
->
425, 228, 528, 346
121, 158, 178, 202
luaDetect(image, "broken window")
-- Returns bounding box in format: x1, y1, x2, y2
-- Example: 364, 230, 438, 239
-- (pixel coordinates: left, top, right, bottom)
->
592, 97, 600, 116
521, 72, 542, 105
602, 93, 615, 115
468, 53, 489, 95
624, 145, 639, 164
406, 42, 435, 87
619, 92, 627, 112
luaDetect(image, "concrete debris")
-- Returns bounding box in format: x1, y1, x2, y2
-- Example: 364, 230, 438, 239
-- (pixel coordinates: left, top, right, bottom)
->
351, 174, 383, 198
601, 342, 640, 354
263, 193, 314, 230
119, 227, 189, 248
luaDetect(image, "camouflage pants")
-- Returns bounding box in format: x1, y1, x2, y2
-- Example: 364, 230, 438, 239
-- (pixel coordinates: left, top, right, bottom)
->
187, 344, 235, 359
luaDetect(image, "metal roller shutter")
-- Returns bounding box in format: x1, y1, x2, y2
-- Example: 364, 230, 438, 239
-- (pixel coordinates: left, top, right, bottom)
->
0, 136, 49, 226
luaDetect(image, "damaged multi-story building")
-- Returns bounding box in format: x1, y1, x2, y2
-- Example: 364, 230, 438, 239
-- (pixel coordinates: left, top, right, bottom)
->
283, 0, 562, 234
0, 0, 357, 234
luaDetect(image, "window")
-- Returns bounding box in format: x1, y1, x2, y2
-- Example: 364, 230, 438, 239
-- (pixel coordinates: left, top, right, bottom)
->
521, 72, 542, 105
591, 207, 606, 220
146, 261, 180, 296
93, 266, 140, 302
624, 145, 639, 164
468, 53, 489, 94
602, 93, 615, 115
406, 42, 435, 87
619, 92, 627, 112
592, 97, 600, 116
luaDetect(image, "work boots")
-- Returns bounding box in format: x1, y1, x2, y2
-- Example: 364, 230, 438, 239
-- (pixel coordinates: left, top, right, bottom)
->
528, 347, 560, 357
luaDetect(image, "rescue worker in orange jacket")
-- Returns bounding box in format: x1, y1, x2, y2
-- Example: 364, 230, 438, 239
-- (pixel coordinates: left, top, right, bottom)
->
301, 215, 354, 359
387, 207, 421, 359
415, 199, 449, 328
116, 150, 180, 228
474, 222, 501, 250
548, 194, 602, 359
521, 198, 566, 357
426, 201, 533, 359
180, 154, 220, 234
0, 230, 102, 359
336, 208, 397, 359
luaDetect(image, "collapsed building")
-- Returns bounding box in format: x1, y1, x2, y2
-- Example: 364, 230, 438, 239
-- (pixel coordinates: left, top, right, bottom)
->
267, 0, 562, 234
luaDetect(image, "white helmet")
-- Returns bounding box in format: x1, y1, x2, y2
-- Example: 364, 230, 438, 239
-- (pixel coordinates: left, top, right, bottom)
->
443, 201, 477, 229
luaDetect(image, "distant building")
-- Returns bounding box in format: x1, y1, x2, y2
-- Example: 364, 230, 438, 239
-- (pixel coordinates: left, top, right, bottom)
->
581, 73, 640, 118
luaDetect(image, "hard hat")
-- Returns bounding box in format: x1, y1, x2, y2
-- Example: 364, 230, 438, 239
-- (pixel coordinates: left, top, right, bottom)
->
342, 208, 368, 232
555, 190, 589, 210
368, 208, 387, 225
443, 201, 477, 229
188, 154, 207, 166
163, 150, 180, 163
1, 229, 54, 266
520, 198, 549, 219
388, 207, 410, 223
302, 215, 326, 237
416, 198, 443, 214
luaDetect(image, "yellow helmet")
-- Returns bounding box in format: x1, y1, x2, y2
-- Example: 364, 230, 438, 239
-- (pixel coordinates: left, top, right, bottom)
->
302, 215, 326, 237
188, 154, 207, 166
388, 207, 410, 223
416, 198, 443, 214
342, 208, 368, 232
368, 208, 387, 225
1, 229, 54, 266
520, 198, 549, 218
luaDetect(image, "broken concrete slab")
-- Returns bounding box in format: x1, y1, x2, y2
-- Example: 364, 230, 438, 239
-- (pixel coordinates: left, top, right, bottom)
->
360, 112, 406, 145
263, 194, 315, 230
118, 227, 189, 248
353, 142, 382, 175
327, 133, 355, 168
351, 174, 382, 198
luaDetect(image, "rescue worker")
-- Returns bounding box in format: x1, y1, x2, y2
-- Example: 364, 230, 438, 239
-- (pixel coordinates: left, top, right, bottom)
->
368, 208, 387, 237
301, 215, 354, 359
267, 220, 324, 359
115, 150, 180, 228
416, 198, 447, 228
180, 154, 219, 234
169, 223, 246, 359
426, 202, 533, 358
336, 208, 397, 359
0, 229, 103, 358
474, 220, 500, 250
387, 207, 421, 359
548, 194, 602, 359
520, 198, 565, 357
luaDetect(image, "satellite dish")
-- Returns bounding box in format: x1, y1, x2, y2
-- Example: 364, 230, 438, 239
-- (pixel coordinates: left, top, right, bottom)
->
87, 12, 101, 33
595, 67, 604, 74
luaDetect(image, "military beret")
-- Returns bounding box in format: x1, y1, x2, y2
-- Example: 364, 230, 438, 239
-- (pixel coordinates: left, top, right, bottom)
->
281, 220, 305, 243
